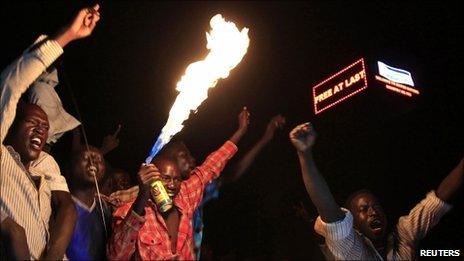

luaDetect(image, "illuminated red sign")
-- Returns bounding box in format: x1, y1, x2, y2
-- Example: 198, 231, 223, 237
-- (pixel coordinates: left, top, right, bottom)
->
312, 58, 368, 114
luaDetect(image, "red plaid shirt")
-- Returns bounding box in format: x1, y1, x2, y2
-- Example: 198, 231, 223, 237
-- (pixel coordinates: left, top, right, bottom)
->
107, 141, 237, 260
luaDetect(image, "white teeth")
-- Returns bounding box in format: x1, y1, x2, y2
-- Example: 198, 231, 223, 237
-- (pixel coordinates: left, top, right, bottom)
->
31, 138, 41, 145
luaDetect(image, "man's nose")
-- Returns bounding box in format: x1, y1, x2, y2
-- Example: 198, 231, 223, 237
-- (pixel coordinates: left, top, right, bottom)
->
368, 206, 378, 216
34, 125, 46, 135
168, 178, 174, 188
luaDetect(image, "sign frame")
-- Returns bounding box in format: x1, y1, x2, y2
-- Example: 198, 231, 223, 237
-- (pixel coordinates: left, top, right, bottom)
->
312, 58, 368, 114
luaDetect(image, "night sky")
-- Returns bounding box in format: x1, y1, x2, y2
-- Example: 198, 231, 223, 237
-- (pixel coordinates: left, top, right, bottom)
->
1, 1, 463, 259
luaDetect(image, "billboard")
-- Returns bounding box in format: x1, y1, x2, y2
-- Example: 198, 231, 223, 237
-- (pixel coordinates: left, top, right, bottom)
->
375, 61, 419, 97
312, 58, 368, 114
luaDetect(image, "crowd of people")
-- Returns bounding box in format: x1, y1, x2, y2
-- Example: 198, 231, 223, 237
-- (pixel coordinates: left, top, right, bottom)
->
1, 4, 462, 260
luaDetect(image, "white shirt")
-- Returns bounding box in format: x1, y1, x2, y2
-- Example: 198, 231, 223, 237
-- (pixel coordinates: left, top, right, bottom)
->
0, 35, 63, 259
30, 151, 69, 192
315, 191, 452, 260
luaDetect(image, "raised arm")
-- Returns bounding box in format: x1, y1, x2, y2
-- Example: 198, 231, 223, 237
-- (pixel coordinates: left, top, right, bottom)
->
289, 122, 344, 223
180, 108, 248, 210
41, 5, 101, 259
226, 114, 285, 183
392, 158, 462, 259
0, 4, 100, 144
436, 156, 464, 203
0, 38, 63, 143
228, 106, 250, 145
52, 4, 101, 48
194, 107, 249, 183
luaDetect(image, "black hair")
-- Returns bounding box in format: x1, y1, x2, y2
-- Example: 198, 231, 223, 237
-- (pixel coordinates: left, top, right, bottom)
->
344, 189, 378, 210
157, 140, 188, 161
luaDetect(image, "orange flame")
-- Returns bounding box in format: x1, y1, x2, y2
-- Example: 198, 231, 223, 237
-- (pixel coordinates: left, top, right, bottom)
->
146, 14, 249, 162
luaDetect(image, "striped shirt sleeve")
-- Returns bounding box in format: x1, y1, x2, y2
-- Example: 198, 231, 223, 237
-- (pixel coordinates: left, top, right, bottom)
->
393, 190, 452, 259
314, 208, 366, 260
0, 35, 63, 143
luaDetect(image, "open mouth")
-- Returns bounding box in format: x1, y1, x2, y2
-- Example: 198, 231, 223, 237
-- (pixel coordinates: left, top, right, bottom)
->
30, 137, 42, 150
369, 219, 383, 234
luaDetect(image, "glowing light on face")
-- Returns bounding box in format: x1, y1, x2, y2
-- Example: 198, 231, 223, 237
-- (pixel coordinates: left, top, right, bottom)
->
145, 14, 250, 163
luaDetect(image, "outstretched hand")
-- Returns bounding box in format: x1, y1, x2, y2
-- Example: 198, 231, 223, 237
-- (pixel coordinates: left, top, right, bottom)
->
69, 4, 101, 40
54, 4, 101, 47
263, 114, 286, 142
237, 106, 250, 132
133, 163, 160, 215
289, 122, 317, 153
137, 164, 160, 195
229, 106, 250, 145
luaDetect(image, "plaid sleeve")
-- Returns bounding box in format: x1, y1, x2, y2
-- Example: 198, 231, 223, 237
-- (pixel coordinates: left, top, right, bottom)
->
108, 186, 140, 207
107, 203, 145, 260
180, 141, 238, 211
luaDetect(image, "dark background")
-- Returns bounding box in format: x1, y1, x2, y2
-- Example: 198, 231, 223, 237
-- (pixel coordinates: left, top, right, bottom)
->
1, 1, 462, 259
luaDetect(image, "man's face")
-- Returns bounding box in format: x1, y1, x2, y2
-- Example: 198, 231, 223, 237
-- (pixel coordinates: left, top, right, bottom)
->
170, 143, 196, 180
349, 193, 388, 242
10, 104, 49, 165
154, 159, 182, 198
71, 147, 106, 186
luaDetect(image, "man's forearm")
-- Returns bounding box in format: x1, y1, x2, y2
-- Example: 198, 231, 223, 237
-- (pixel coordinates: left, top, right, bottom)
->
436, 157, 464, 203
0, 37, 63, 143
227, 137, 268, 183
45, 192, 77, 259
298, 150, 344, 223
53, 29, 75, 48
132, 190, 149, 216
229, 128, 246, 145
